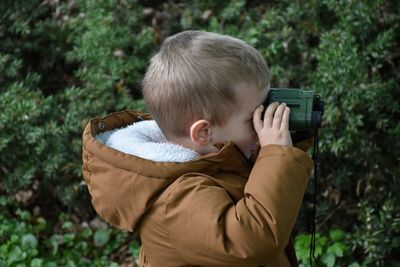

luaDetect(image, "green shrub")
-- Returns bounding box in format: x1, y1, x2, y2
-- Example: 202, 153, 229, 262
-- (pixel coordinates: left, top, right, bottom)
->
0, 209, 140, 267
0, 0, 149, 208
309, 1, 400, 264
353, 195, 400, 265
295, 229, 360, 267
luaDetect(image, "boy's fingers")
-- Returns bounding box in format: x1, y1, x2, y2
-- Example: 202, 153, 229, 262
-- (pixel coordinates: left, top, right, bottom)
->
253, 105, 264, 132
264, 102, 279, 128
280, 106, 290, 131
272, 103, 286, 128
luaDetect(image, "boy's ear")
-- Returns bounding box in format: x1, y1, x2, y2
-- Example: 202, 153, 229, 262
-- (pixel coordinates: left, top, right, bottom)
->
189, 119, 213, 146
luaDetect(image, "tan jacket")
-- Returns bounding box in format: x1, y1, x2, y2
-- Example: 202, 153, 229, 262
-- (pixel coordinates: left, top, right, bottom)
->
82, 110, 314, 267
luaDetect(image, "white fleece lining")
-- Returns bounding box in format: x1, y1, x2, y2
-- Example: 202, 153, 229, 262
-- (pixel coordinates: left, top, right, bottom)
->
96, 120, 201, 163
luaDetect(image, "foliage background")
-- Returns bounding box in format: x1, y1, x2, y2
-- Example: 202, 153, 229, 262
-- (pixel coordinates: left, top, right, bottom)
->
1, 0, 399, 266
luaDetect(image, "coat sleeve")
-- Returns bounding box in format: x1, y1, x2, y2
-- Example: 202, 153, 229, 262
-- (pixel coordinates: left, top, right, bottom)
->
163, 145, 313, 266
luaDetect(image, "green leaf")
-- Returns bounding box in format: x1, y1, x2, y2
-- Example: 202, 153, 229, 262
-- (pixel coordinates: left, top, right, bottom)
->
327, 243, 345, 257
44, 262, 57, 267
63, 233, 76, 244
21, 234, 38, 249
27, 248, 39, 257
16, 210, 31, 221
81, 228, 93, 239
324, 253, 336, 267
94, 229, 110, 247
329, 229, 345, 242
8, 245, 26, 264
129, 240, 141, 260
49, 235, 59, 256
35, 217, 47, 232
30, 258, 44, 267
62, 221, 73, 230
65, 260, 77, 267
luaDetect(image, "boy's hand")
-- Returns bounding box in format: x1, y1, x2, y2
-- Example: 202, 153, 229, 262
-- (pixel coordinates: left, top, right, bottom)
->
253, 102, 293, 147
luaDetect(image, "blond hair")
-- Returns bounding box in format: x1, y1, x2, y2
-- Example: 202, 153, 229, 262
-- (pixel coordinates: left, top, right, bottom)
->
142, 31, 270, 140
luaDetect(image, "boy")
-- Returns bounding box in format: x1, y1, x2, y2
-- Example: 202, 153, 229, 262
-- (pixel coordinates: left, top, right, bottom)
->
82, 31, 313, 266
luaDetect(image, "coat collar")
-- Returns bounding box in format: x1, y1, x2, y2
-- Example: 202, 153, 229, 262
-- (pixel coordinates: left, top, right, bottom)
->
84, 110, 252, 180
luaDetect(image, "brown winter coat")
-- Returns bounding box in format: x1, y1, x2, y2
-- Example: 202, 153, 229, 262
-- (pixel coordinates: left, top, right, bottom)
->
82, 110, 314, 267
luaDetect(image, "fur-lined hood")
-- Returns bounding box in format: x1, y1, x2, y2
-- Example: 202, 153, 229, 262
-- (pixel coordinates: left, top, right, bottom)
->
96, 120, 200, 163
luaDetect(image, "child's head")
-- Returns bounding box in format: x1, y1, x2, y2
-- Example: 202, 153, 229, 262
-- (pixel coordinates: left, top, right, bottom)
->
142, 31, 270, 155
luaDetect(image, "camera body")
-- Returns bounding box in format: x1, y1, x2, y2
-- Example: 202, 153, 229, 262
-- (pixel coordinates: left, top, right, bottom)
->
263, 88, 324, 131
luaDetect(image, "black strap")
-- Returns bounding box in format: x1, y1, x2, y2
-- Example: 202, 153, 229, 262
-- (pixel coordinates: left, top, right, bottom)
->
310, 129, 320, 266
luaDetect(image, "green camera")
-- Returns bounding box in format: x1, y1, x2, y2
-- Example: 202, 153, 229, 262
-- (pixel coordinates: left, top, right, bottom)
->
263, 88, 324, 131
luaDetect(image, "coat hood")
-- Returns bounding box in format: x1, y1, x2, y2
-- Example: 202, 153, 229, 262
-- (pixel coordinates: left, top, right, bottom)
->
95, 120, 201, 162
82, 110, 251, 232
